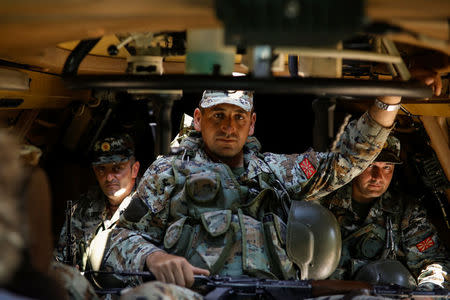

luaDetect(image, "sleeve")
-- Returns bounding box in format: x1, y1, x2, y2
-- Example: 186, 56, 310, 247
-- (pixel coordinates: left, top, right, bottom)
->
102, 157, 176, 276
266, 111, 392, 201
401, 199, 450, 289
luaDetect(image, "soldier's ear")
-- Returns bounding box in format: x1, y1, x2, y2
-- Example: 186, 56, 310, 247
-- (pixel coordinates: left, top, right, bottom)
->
194, 108, 202, 132
248, 112, 256, 136
131, 161, 140, 178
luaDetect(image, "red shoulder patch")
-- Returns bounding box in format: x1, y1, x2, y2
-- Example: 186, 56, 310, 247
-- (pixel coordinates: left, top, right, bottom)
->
299, 158, 316, 179
416, 235, 435, 252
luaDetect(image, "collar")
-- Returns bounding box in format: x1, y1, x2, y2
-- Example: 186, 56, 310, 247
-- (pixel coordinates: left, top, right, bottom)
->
328, 184, 354, 210
378, 190, 401, 214
179, 130, 262, 152
107, 191, 135, 225
178, 131, 269, 179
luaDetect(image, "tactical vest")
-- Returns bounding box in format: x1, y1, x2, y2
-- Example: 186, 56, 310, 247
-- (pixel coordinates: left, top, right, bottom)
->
162, 152, 297, 280
332, 194, 404, 280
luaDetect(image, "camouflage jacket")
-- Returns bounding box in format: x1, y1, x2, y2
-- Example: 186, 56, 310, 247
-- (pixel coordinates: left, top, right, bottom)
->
103, 112, 391, 284
55, 186, 135, 271
320, 184, 450, 288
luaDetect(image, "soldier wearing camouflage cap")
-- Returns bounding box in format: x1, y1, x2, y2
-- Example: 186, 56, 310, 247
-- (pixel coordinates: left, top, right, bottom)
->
101, 90, 404, 297
321, 135, 450, 289
55, 134, 140, 272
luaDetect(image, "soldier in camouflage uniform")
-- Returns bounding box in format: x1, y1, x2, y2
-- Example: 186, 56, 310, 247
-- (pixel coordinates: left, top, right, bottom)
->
55, 134, 140, 271
321, 135, 450, 289
99, 89, 403, 297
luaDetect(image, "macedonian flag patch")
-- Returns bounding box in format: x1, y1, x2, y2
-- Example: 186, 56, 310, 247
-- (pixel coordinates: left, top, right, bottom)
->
299, 158, 316, 179
416, 235, 434, 252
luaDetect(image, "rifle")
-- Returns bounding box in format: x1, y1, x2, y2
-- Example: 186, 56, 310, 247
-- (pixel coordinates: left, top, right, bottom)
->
63, 200, 77, 266
84, 271, 450, 299
199, 276, 450, 300
199, 276, 369, 300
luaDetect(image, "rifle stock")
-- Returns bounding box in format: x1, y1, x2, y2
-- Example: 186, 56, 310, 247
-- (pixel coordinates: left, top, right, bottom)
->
311, 280, 372, 297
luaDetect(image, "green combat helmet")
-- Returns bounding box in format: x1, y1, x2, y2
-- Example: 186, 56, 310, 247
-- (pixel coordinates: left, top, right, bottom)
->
286, 200, 342, 279
91, 134, 135, 165
355, 259, 417, 289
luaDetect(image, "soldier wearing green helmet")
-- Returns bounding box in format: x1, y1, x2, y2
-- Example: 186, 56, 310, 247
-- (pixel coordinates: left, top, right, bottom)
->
321, 135, 450, 290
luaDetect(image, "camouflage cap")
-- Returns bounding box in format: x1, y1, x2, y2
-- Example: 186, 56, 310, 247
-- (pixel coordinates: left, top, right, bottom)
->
199, 90, 254, 112
375, 135, 402, 164
91, 134, 135, 165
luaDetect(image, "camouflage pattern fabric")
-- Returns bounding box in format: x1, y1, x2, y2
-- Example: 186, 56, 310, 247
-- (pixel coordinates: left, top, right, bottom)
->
0, 194, 24, 286
119, 284, 390, 300
103, 111, 392, 287
320, 184, 450, 289
91, 134, 135, 165
120, 281, 202, 300
199, 90, 253, 112
49, 261, 99, 300
374, 135, 402, 164
55, 186, 135, 271
0, 131, 25, 285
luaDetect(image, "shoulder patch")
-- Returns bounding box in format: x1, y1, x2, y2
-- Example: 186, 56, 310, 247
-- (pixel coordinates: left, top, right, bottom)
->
416, 235, 435, 252
299, 158, 317, 179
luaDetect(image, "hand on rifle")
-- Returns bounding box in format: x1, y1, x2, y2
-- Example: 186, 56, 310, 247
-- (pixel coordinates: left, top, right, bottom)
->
145, 251, 210, 287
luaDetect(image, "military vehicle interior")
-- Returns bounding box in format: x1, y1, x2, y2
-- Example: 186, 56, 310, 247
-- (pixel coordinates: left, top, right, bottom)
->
0, 0, 449, 270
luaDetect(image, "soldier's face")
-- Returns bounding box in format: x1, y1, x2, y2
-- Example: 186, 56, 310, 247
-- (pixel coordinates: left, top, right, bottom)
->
194, 104, 256, 160
92, 159, 140, 204
353, 162, 395, 201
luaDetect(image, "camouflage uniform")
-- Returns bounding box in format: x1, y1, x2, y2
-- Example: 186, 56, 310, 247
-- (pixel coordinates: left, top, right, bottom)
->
55, 134, 137, 271
55, 186, 135, 271
321, 184, 450, 289
103, 110, 392, 288
49, 261, 100, 300
120, 281, 203, 300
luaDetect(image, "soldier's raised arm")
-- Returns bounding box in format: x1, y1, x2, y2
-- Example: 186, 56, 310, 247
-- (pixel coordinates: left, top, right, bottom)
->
369, 96, 401, 128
